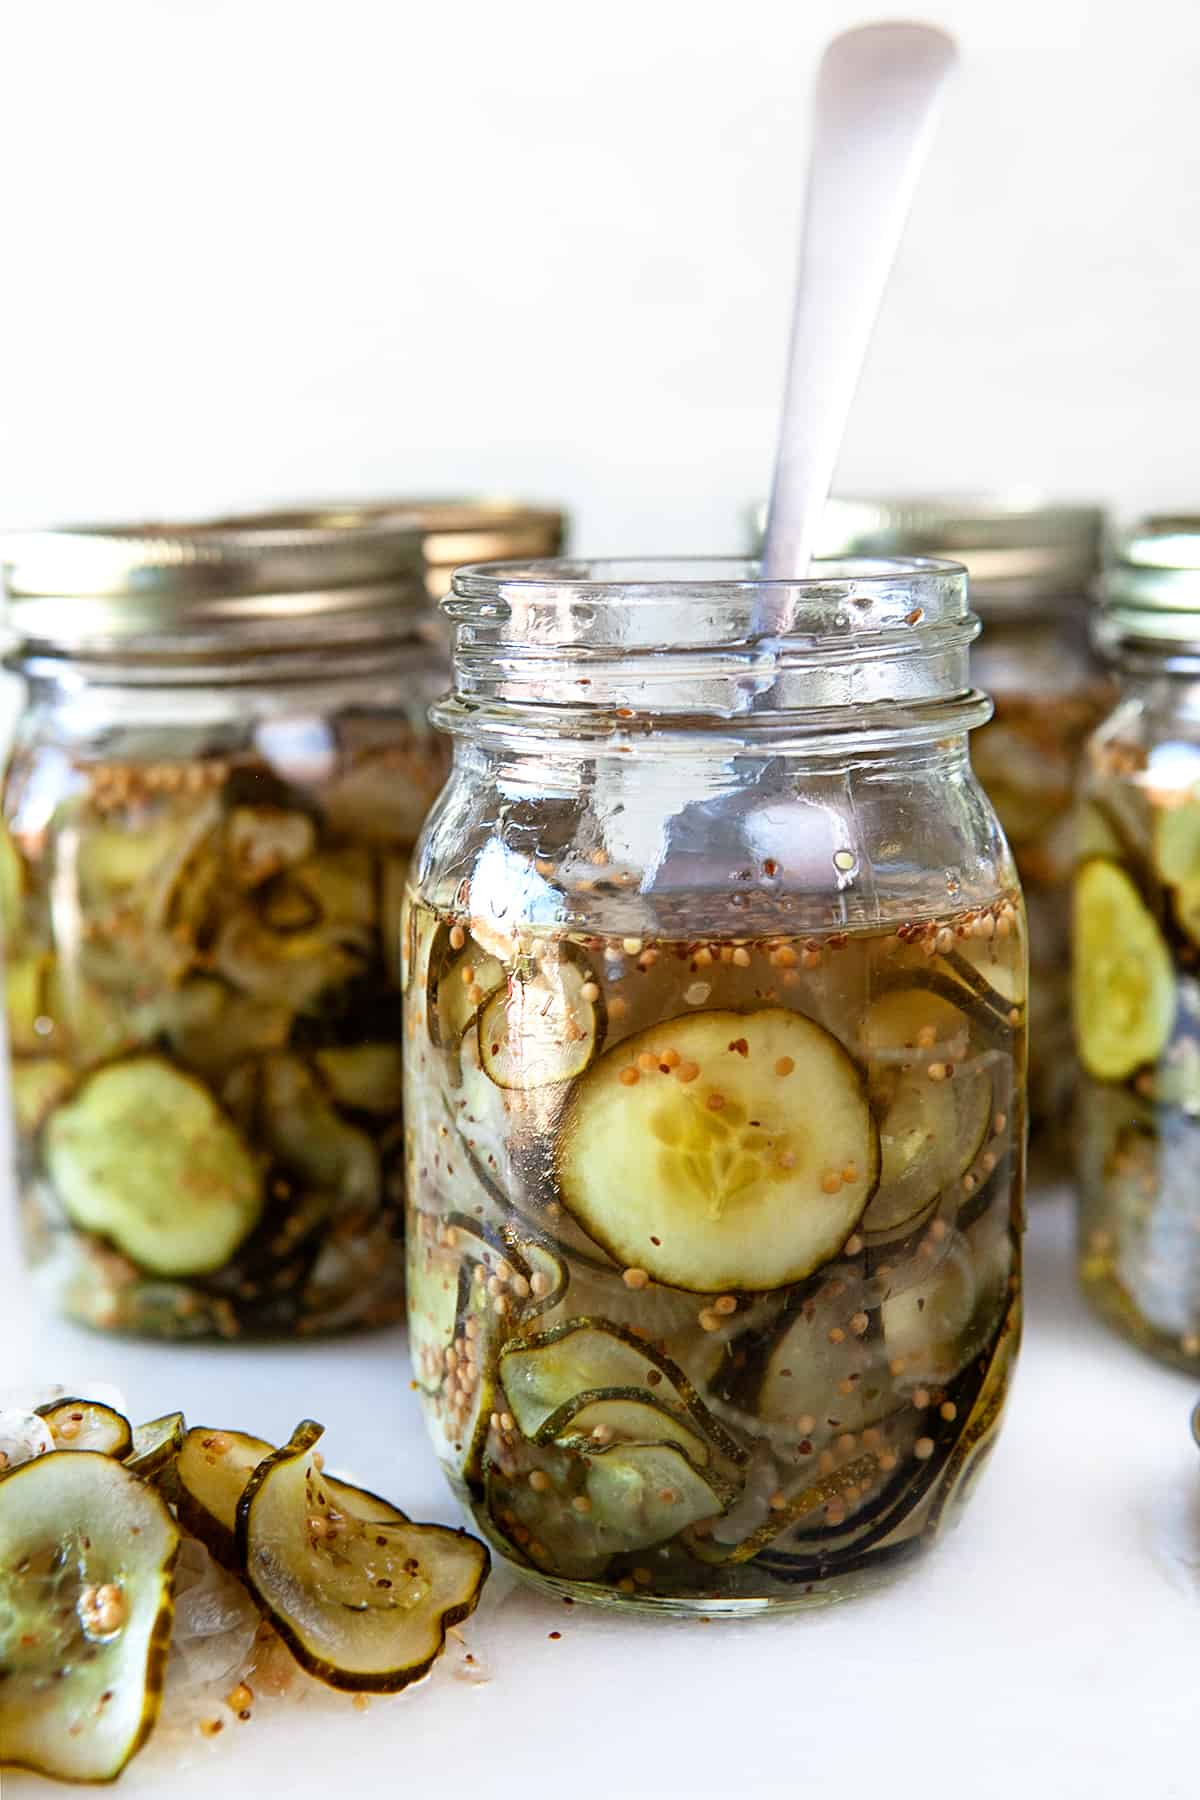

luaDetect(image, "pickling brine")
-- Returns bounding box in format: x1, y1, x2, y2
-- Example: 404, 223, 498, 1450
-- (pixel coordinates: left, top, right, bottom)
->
405, 894, 1024, 1609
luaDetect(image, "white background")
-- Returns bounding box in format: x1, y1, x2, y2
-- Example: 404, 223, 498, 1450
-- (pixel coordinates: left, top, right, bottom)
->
3, 0, 1200, 553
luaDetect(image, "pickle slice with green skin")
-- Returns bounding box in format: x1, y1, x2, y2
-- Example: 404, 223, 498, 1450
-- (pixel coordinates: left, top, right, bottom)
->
1154, 798, 1200, 887
880, 1234, 979, 1384
125, 1412, 186, 1484
44, 1057, 265, 1280
0, 1450, 179, 1785
237, 1424, 489, 1693
536, 1388, 714, 1466
176, 1426, 278, 1568
862, 991, 993, 1238
556, 1008, 878, 1293
478, 955, 604, 1091
11, 1057, 74, 1135
314, 1044, 404, 1114
498, 1319, 746, 1464
426, 925, 505, 1050
35, 1399, 134, 1459
484, 1439, 729, 1580
1074, 859, 1176, 1081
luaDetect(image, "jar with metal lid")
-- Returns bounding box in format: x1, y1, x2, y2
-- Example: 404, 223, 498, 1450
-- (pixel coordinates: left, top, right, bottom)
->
0, 506, 452, 1341
801, 496, 1108, 1150
405, 555, 1025, 1614
1075, 517, 1200, 1368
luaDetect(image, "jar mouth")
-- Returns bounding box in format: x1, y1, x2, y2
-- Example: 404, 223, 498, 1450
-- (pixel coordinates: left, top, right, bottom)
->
443, 554, 980, 730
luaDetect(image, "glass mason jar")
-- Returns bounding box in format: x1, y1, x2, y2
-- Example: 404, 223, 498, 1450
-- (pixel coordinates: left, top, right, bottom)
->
1075, 517, 1200, 1368
806, 498, 1108, 1153
1, 507, 450, 1341
405, 555, 1027, 1615
391, 499, 567, 602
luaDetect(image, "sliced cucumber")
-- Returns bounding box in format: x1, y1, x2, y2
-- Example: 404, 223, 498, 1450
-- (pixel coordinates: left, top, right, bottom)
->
556, 1008, 878, 1293
212, 911, 367, 1015
756, 1305, 895, 1441
1174, 880, 1200, 947
258, 1055, 380, 1213
176, 1425, 278, 1568
295, 847, 377, 930
226, 805, 316, 888
881, 1234, 977, 1384
1154, 798, 1200, 887
125, 1412, 186, 1484
237, 1423, 489, 1693
485, 1440, 727, 1579
36, 1399, 133, 1459
426, 924, 504, 1050
863, 990, 992, 1236
11, 1057, 73, 1135
583, 1440, 727, 1548
478, 954, 603, 1091
0, 1450, 178, 1784
539, 1388, 713, 1466
314, 1044, 404, 1114
44, 1057, 264, 1279
500, 1224, 571, 1319
498, 1319, 745, 1463
1074, 860, 1175, 1080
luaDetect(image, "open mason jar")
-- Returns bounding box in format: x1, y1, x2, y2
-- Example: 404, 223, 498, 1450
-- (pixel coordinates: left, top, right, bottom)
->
404, 555, 1027, 1614
1076, 517, 1200, 1368
807, 498, 1108, 1151
1, 507, 449, 1340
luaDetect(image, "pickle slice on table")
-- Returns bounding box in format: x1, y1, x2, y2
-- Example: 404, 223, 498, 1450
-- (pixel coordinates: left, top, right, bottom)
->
175, 1425, 279, 1568
555, 1008, 878, 1292
35, 1398, 134, 1459
125, 1412, 187, 1484
0, 1450, 179, 1785
44, 1056, 265, 1279
237, 1422, 489, 1692
1073, 859, 1175, 1080
862, 990, 993, 1237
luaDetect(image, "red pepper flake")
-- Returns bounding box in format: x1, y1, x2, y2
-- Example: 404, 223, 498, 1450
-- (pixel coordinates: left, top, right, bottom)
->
548, 1630, 562, 1640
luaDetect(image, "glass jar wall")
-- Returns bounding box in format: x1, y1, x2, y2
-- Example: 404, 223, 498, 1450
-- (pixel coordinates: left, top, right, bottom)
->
1075, 518, 1200, 1368
1, 508, 449, 1340
803, 498, 1108, 1155
405, 555, 1026, 1615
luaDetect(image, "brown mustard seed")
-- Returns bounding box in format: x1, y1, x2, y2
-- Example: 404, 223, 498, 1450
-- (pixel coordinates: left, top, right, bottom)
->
622, 1267, 650, 1290
714, 1295, 738, 1316
528, 1470, 551, 1493
821, 1170, 843, 1194
775, 1056, 796, 1077
619, 1067, 640, 1087
914, 1437, 935, 1461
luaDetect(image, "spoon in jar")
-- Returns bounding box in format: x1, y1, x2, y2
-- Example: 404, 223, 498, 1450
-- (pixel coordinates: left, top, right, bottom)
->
759, 21, 958, 608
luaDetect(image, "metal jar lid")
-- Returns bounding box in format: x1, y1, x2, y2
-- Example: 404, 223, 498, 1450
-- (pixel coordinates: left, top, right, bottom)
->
386, 498, 568, 600
803, 494, 1106, 614
1099, 515, 1200, 652
1, 503, 436, 654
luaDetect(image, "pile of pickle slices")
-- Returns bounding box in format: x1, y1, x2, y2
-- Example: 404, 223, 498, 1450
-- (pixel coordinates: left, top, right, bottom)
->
0, 1397, 489, 1784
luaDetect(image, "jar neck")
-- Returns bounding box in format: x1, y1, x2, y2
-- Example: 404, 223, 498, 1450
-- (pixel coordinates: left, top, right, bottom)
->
439, 556, 986, 754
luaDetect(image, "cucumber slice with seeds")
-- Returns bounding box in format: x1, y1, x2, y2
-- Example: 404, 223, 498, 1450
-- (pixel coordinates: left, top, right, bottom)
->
36, 1399, 133, 1459
45, 1057, 264, 1279
0, 1450, 178, 1785
556, 1008, 878, 1293
1074, 859, 1175, 1080
125, 1412, 186, 1484
314, 1044, 404, 1113
11, 1057, 73, 1135
478, 955, 603, 1090
237, 1424, 489, 1693
498, 1319, 745, 1464
1154, 799, 1200, 887
881, 1234, 977, 1384
176, 1426, 278, 1568
426, 925, 504, 1049
863, 990, 993, 1237
538, 1388, 713, 1466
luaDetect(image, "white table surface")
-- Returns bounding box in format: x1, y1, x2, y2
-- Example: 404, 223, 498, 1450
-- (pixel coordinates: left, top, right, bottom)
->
3, 1186, 1198, 1800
